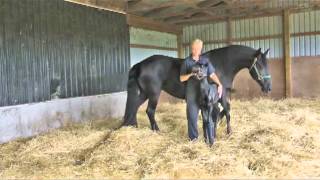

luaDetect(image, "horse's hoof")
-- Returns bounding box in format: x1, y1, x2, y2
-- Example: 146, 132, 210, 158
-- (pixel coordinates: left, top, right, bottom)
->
121, 121, 138, 128
226, 128, 232, 135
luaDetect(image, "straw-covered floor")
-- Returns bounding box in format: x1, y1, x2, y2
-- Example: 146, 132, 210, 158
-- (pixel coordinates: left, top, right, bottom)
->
1, 98, 320, 179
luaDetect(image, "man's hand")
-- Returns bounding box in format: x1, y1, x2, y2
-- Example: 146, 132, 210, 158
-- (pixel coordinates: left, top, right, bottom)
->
217, 84, 223, 98
180, 72, 196, 82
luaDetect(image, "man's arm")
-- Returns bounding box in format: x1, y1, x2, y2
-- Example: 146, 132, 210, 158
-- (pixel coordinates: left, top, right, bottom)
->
206, 60, 223, 98
210, 73, 223, 98
209, 73, 222, 86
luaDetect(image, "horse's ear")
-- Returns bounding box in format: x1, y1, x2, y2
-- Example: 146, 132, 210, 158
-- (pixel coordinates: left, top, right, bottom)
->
255, 48, 262, 57
264, 48, 270, 55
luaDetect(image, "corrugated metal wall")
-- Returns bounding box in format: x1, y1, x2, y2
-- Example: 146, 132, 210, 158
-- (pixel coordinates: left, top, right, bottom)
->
0, 0, 130, 107
231, 16, 283, 58
129, 27, 178, 66
183, 22, 227, 57
183, 10, 320, 59
182, 16, 283, 59
290, 10, 320, 57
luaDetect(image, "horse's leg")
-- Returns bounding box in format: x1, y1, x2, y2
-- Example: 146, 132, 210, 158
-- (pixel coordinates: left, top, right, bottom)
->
146, 92, 161, 131
202, 118, 208, 142
122, 81, 147, 127
208, 106, 215, 146
201, 108, 209, 144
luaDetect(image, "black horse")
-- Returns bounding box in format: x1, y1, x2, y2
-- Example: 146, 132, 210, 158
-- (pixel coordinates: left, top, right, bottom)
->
122, 45, 271, 133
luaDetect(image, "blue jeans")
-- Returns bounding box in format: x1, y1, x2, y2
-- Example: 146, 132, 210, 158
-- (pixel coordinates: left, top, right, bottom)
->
186, 79, 200, 140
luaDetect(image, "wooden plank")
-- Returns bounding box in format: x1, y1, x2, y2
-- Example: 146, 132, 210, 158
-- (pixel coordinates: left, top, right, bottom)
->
291, 31, 320, 37
182, 34, 283, 47
130, 44, 178, 51
226, 18, 232, 45
64, 0, 126, 14
127, 14, 182, 35
177, 33, 183, 58
283, 9, 292, 98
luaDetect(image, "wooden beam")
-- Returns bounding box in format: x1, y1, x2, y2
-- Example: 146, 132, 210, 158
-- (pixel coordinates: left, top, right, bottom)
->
291, 31, 320, 36
182, 34, 283, 47
126, 14, 182, 35
177, 33, 183, 58
130, 44, 178, 51
283, 9, 292, 98
65, 0, 126, 13
226, 17, 232, 45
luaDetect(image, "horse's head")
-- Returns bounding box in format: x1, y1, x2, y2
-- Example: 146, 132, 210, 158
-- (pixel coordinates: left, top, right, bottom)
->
249, 48, 272, 93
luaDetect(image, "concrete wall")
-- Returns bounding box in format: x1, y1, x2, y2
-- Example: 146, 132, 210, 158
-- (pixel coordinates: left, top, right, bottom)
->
232, 59, 285, 99
0, 92, 126, 144
232, 56, 320, 99
292, 56, 320, 98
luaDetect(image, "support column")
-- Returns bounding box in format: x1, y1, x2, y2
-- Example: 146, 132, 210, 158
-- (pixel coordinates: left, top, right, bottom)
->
226, 17, 233, 45
177, 33, 183, 58
283, 10, 292, 98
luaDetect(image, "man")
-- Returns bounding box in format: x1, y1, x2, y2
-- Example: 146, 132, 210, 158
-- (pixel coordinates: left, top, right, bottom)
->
180, 39, 223, 141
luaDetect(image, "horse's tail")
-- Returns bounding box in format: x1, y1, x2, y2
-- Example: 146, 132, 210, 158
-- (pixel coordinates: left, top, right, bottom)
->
128, 64, 143, 93
122, 63, 144, 127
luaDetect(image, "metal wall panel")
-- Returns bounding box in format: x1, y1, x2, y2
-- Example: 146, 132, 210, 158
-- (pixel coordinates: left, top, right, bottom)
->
290, 10, 320, 57
232, 16, 283, 58
183, 43, 227, 58
130, 48, 177, 66
182, 21, 227, 58
130, 27, 177, 48
232, 16, 282, 38
129, 27, 178, 66
0, 0, 130, 107
183, 21, 227, 43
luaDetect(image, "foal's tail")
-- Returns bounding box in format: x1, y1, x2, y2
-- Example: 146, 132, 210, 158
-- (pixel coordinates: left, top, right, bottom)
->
121, 64, 144, 127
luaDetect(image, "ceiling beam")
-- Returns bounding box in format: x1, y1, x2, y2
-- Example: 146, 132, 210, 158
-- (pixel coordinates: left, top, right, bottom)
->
126, 14, 182, 35
65, 0, 126, 13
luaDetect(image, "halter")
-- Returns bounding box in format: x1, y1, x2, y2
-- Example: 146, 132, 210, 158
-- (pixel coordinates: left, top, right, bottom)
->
249, 57, 271, 81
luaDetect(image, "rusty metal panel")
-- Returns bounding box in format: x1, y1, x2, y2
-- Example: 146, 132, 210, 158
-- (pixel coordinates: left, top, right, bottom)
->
0, 0, 130, 107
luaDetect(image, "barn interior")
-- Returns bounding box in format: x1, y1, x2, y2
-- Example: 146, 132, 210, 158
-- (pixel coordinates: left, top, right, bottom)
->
71, 0, 320, 99
0, 0, 320, 178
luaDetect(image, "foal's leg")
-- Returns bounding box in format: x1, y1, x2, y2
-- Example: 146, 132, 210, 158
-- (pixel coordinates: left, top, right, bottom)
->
201, 108, 209, 144
212, 104, 220, 138
146, 92, 161, 131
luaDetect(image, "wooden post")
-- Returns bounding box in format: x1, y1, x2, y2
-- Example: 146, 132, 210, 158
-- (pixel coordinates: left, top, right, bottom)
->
283, 10, 292, 98
226, 17, 232, 45
177, 33, 183, 58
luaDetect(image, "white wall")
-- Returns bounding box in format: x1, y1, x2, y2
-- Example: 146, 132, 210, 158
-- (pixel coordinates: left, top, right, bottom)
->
0, 92, 127, 143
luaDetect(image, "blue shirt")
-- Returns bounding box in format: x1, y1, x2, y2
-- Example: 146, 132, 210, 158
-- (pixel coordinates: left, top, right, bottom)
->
180, 55, 215, 77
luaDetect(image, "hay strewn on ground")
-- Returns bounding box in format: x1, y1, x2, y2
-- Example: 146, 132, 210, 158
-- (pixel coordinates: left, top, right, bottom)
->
1, 98, 320, 179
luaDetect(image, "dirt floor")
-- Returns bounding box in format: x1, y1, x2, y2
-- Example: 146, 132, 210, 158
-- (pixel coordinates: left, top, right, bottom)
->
1, 98, 320, 179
